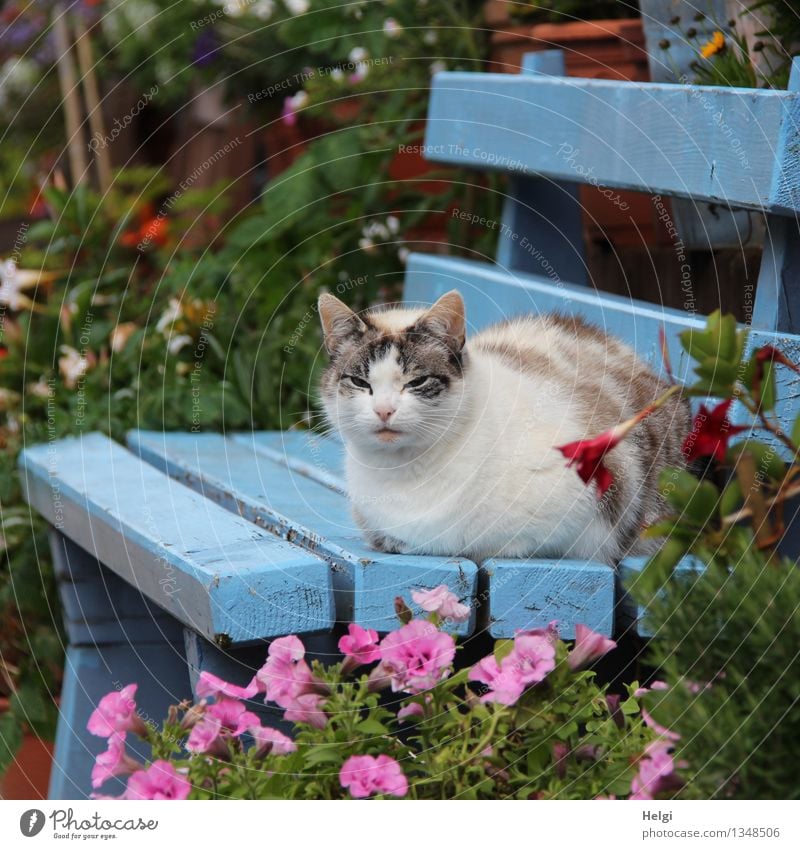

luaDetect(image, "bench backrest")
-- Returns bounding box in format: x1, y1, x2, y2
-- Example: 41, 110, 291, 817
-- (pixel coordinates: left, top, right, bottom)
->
404, 50, 800, 439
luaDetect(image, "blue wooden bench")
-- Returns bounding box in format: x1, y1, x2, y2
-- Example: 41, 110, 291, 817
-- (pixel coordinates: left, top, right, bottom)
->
20, 50, 800, 799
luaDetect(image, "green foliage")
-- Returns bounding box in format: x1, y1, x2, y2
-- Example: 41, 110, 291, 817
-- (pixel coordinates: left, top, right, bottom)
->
112, 619, 656, 800
642, 554, 800, 799
629, 310, 800, 799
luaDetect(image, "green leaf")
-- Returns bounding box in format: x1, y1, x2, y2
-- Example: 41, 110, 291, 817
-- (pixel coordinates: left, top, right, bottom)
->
757, 358, 776, 412
0, 711, 23, 775
303, 747, 342, 766
620, 696, 640, 715
716, 313, 740, 362
694, 357, 739, 389
354, 718, 389, 735
728, 440, 785, 482
683, 480, 720, 525
494, 639, 514, 664
639, 537, 690, 593
720, 479, 743, 516
679, 327, 718, 361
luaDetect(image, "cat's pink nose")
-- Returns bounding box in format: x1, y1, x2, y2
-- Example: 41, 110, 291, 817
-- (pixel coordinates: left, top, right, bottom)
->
375, 406, 395, 423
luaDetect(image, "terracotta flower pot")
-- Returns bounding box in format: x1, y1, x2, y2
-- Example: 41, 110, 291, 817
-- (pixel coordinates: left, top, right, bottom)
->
0, 698, 54, 800
488, 18, 649, 80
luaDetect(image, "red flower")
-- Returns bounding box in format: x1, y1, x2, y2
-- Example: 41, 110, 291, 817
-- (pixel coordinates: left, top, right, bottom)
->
119, 204, 168, 249
557, 428, 622, 498
682, 399, 747, 462
751, 345, 800, 397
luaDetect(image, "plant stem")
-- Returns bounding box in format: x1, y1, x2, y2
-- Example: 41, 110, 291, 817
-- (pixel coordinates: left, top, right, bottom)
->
738, 393, 798, 455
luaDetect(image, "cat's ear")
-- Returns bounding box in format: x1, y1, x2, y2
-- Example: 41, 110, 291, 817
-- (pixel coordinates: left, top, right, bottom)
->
318, 293, 367, 354
416, 290, 465, 351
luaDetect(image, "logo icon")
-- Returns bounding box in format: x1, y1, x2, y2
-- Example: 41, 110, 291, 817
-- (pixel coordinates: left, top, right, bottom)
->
20, 810, 46, 837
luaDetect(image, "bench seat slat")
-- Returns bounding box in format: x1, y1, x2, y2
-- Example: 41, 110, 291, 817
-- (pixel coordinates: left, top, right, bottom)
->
426, 71, 800, 213
19, 433, 335, 645
484, 558, 614, 638
231, 430, 347, 492
127, 430, 479, 634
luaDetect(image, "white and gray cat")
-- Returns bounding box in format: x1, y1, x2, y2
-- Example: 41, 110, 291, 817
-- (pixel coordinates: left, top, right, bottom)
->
318, 290, 689, 565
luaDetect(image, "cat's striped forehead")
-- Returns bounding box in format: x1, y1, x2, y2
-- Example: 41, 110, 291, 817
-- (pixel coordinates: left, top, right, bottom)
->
320, 305, 464, 392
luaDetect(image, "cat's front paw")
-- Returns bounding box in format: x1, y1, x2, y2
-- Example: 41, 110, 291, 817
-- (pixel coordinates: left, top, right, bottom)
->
363, 529, 408, 555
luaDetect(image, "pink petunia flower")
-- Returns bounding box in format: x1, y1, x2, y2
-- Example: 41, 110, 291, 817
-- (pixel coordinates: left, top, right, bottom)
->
125, 760, 191, 800
339, 754, 408, 799
630, 740, 685, 800
186, 698, 261, 755
281, 90, 308, 126
283, 692, 328, 729
91, 733, 140, 789
508, 633, 556, 685
248, 724, 296, 757
634, 680, 668, 698
397, 701, 426, 723
207, 698, 260, 735
468, 655, 525, 706
517, 620, 560, 644
411, 585, 471, 623
469, 632, 556, 705
87, 684, 146, 738
568, 624, 617, 671
339, 623, 381, 669
195, 671, 258, 701
641, 708, 681, 742
373, 620, 456, 694
186, 714, 227, 757
255, 635, 329, 728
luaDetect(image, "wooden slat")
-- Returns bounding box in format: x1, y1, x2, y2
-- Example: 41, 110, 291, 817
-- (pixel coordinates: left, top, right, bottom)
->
51, 530, 184, 646
406, 250, 704, 374
495, 51, 588, 284
238, 432, 621, 638
484, 558, 614, 638
19, 433, 335, 645
230, 430, 347, 492
425, 69, 800, 212
127, 430, 479, 634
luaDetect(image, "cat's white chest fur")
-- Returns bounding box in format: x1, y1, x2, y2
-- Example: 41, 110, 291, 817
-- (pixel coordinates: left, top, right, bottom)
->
344, 356, 610, 563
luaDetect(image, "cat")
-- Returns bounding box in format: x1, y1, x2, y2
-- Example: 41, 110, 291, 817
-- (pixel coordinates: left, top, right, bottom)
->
318, 289, 690, 565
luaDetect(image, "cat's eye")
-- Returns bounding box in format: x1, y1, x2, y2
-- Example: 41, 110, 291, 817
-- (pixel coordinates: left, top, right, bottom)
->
405, 375, 430, 389
344, 374, 371, 390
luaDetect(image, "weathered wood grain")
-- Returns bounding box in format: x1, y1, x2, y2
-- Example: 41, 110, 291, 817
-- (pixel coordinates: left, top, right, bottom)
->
484, 558, 614, 638
19, 433, 335, 645
51, 531, 183, 646
425, 69, 800, 212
